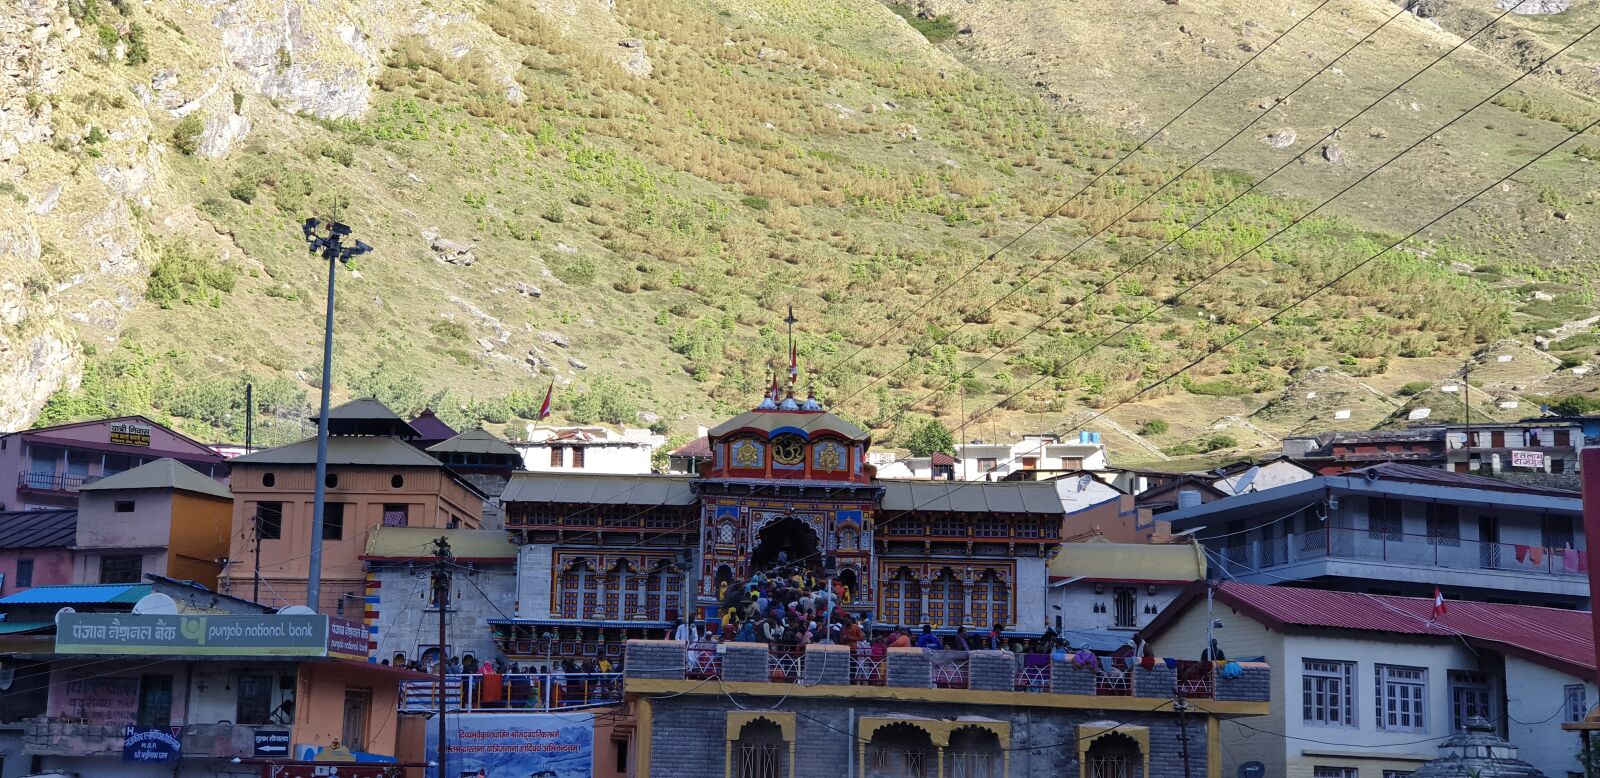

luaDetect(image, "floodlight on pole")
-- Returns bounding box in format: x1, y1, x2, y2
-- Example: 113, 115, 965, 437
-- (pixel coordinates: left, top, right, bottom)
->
301, 216, 371, 612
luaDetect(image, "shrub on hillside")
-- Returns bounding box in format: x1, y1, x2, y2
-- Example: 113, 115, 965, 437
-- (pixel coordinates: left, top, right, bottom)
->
172, 115, 202, 155
1138, 419, 1168, 436
146, 242, 237, 308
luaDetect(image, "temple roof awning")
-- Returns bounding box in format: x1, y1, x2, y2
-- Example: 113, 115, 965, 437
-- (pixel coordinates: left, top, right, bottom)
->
879, 479, 1064, 515
501, 473, 698, 505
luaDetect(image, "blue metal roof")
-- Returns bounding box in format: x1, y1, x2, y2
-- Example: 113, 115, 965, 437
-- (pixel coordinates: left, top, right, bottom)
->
0, 583, 151, 605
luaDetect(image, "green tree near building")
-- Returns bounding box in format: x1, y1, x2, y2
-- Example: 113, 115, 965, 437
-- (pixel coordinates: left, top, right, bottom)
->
904, 417, 955, 458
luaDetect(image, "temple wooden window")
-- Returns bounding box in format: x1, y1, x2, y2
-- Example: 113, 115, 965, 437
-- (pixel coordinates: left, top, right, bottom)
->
881, 568, 922, 626
974, 516, 1007, 538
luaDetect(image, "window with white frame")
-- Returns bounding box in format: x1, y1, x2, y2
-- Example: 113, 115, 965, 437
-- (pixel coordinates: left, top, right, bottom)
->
1313, 768, 1357, 778
1566, 684, 1588, 723
1302, 659, 1356, 727
1448, 671, 1493, 731
1376, 664, 1428, 732
1383, 772, 1414, 778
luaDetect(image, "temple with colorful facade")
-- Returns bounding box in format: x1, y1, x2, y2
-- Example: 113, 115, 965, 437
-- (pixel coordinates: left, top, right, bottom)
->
493, 371, 1067, 663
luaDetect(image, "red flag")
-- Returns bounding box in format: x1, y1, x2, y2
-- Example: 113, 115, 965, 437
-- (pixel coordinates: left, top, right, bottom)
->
537, 380, 553, 420
1431, 586, 1447, 620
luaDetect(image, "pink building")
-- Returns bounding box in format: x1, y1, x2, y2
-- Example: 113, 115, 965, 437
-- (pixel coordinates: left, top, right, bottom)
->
0, 415, 226, 512
0, 509, 76, 596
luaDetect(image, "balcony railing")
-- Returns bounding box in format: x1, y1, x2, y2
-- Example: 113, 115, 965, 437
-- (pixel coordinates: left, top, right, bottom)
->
675, 645, 1212, 698
1216, 527, 1586, 579
398, 672, 621, 713
17, 470, 88, 493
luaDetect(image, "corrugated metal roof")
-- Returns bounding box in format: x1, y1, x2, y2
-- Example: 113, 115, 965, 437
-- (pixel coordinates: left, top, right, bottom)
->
327, 398, 405, 421
230, 435, 446, 467
427, 428, 520, 457
671, 436, 711, 458
500, 473, 698, 505
0, 583, 152, 605
1048, 542, 1207, 581
709, 409, 868, 440
1202, 581, 1593, 676
0, 510, 77, 549
78, 458, 232, 499
364, 527, 517, 561
1356, 462, 1578, 497
879, 479, 1064, 515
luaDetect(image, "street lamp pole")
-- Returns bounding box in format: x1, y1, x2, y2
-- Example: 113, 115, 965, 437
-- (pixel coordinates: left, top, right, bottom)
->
301, 218, 371, 611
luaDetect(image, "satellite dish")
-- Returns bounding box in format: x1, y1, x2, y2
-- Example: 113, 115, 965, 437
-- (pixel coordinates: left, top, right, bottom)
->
54, 606, 76, 623
277, 605, 316, 616
132, 593, 179, 616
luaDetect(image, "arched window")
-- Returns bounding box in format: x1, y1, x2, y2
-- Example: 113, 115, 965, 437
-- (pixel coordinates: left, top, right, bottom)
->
866, 723, 934, 778
1084, 732, 1143, 778
928, 569, 964, 627
947, 726, 1003, 778
732, 719, 788, 778
559, 560, 597, 619
881, 568, 921, 627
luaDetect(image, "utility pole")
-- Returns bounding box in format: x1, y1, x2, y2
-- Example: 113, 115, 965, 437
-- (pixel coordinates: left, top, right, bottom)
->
1462, 360, 1474, 473
252, 505, 262, 604
1174, 685, 1193, 778
299, 217, 372, 611
245, 382, 253, 454
431, 536, 454, 778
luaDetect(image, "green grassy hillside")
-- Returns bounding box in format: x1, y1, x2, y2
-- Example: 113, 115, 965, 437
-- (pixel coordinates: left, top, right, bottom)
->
9, 0, 1600, 462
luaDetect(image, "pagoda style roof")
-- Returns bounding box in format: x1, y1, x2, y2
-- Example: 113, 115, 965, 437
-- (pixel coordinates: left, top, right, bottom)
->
427, 428, 520, 457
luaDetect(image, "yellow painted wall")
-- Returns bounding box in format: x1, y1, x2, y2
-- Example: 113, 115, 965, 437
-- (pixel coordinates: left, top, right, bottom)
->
222, 464, 484, 610
166, 491, 235, 589
293, 662, 408, 760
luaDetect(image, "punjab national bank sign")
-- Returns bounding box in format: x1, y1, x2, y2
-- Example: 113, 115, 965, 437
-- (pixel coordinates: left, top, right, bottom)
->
55, 613, 331, 656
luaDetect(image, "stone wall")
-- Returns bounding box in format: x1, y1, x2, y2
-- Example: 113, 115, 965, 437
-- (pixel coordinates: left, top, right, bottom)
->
628, 642, 1266, 778
645, 693, 1204, 778
371, 561, 514, 665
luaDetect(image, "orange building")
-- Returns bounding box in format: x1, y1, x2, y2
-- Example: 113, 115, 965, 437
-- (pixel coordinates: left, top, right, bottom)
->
73, 458, 235, 590
220, 399, 485, 613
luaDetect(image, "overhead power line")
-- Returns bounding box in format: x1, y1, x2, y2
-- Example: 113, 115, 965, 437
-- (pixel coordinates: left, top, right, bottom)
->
817, 0, 1432, 421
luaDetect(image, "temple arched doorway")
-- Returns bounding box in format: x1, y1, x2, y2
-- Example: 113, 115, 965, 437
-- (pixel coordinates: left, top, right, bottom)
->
751, 517, 821, 574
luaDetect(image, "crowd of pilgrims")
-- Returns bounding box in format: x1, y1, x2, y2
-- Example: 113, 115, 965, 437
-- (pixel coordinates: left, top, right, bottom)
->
668, 555, 1068, 655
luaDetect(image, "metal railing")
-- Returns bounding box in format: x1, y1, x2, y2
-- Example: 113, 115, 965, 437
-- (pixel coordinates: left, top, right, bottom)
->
1175, 660, 1214, 698
769, 645, 804, 683
1216, 527, 1586, 579
930, 652, 970, 690
18, 470, 88, 492
850, 647, 887, 686
687, 642, 723, 679
399, 672, 621, 712
662, 645, 1220, 698
1014, 655, 1051, 693
1095, 664, 1132, 696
